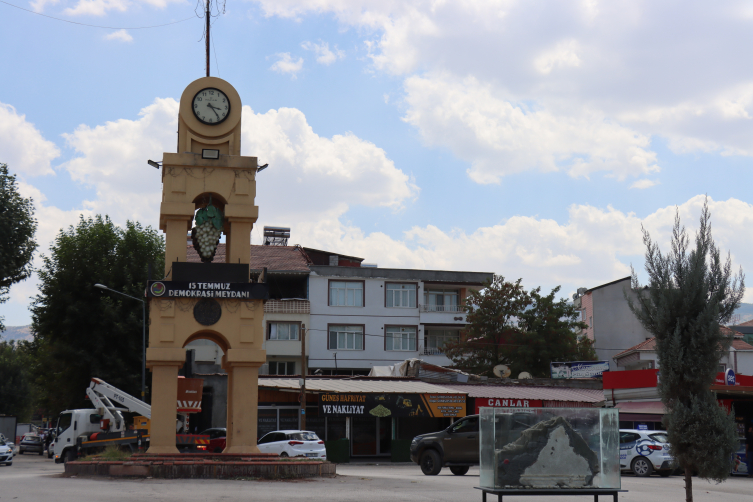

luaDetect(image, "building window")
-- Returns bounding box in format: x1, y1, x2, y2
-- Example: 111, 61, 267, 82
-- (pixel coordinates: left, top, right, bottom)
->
385, 326, 417, 351
269, 361, 296, 375
329, 281, 363, 307
328, 325, 364, 350
424, 329, 459, 355
423, 289, 460, 312
386, 283, 417, 308
268, 322, 300, 340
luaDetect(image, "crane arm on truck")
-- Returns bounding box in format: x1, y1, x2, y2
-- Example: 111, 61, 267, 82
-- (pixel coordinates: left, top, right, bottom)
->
87, 378, 152, 422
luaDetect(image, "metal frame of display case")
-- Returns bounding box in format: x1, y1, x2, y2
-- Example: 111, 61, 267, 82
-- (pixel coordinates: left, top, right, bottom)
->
474, 487, 628, 502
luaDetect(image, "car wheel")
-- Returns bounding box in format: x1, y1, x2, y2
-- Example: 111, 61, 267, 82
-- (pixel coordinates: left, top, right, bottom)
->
63, 449, 77, 464
38, 449, 43, 456
420, 450, 442, 476
47, 450, 53, 459
279, 452, 289, 458
449, 466, 469, 476
19, 450, 23, 455
632, 457, 653, 477
214, 448, 222, 453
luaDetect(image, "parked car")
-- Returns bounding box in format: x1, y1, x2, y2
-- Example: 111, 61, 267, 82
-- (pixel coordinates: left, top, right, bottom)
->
198, 428, 227, 453
0, 434, 14, 455
731, 438, 749, 476
410, 414, 479, 476
256, 430, 326, 458
0, 439, 13, 466
19, 433, 44, 455
619, 429, 675, 477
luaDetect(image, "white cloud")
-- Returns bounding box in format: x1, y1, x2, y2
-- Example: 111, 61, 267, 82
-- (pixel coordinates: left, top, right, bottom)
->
402, 74, 659, 183
534, 39, 582, 75
269, 53, 304, 78
290, 195, 753, 303
29, 0, 59, 13
63, 0, 183, 16
301, 40, 345, 65
252, 0, 753, 176
0, 103, 60, 177
629, 179, 659, 189
105, 29, 133, 42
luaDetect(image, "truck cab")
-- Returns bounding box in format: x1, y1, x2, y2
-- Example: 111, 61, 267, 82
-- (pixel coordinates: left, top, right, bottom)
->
53, 410, 103, 463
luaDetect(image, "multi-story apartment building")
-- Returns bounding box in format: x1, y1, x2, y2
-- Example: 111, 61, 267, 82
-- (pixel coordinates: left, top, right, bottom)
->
307, 264, 493, 374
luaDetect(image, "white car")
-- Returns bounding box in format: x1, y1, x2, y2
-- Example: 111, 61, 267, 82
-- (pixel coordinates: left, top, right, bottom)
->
0, 434, 14, 455
257, 430, 326, 459
0, 440, 13, 466
619, 429, 675, 477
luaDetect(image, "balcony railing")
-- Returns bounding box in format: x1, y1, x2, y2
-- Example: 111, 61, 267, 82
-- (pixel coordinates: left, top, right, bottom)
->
419, 304, 464, 313
423, 347, 446, 356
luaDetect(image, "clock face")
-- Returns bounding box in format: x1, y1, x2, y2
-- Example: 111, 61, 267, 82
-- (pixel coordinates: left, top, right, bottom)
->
192, 88, 230, 125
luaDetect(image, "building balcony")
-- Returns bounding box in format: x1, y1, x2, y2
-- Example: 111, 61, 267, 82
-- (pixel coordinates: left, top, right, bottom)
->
419, 304, 466, 324
264, 299, 310, 314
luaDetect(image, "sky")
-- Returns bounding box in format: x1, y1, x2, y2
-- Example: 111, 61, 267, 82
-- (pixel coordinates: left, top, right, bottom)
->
1, 0, 753, 327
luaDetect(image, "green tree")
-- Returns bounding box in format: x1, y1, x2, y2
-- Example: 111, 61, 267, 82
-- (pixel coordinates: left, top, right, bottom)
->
445, 276, 531, 376
0, 163, 38, 332
514, 286, 594, 377
30, 216, 164, 414
445, 277, 593, 377
628, 200, 744, 502
0, 340, 33, 420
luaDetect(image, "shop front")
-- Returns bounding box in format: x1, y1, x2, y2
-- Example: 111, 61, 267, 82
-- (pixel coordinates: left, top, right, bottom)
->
257, 377, 467, 459
319, 392, 467, 456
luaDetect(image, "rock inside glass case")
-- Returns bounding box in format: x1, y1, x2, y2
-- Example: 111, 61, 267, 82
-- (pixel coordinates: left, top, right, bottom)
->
479, 407, 620, 490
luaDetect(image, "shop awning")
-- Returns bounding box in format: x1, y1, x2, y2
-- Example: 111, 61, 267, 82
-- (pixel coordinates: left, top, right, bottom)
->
258, 378, 466, 394
615, 401, 666, 415
439, 384, 604, 404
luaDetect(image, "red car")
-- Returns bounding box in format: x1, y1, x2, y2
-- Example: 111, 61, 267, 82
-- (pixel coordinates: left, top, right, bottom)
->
198, 428, 226, 453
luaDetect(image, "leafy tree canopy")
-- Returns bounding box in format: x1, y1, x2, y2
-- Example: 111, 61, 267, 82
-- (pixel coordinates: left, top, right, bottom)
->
0, 163, 37, 332
445, 276, 594, 377
30, 215, 164, 414
629, 199, 744, 501
0, 340, 33, 420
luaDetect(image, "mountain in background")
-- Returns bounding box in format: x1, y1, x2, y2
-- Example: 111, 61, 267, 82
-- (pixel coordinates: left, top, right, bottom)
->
1, 325, 32, 342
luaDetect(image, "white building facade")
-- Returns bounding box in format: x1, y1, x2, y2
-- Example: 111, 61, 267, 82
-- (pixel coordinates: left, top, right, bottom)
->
307, 265, 493, 374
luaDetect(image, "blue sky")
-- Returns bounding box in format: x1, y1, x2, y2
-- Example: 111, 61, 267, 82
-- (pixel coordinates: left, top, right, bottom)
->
2, 0, 752, 327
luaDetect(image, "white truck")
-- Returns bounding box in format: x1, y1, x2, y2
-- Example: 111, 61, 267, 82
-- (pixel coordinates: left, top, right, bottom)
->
51, 378, 207, 463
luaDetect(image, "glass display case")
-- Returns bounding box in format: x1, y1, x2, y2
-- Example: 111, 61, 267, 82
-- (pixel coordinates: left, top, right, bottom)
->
479, 407, 620, 490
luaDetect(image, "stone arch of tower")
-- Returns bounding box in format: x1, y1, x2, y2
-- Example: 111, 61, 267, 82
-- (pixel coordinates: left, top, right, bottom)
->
146, 76, 266, 455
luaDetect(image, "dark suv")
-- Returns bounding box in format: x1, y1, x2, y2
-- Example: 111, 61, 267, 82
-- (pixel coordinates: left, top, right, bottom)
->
410, 415, 479, 475
19, 434, 44, 455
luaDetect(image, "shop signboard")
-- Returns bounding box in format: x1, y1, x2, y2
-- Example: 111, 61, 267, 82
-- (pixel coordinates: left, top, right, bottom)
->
146, 280, 269, 299
550, 360, 610, 379
318, 393, 466, 418
473, 398, 543, 414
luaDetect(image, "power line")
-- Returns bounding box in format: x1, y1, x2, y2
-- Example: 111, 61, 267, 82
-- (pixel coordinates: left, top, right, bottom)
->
0, 0, 194, 30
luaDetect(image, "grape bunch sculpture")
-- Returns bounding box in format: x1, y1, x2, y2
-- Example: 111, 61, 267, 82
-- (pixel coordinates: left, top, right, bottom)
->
192, 201, 224, 262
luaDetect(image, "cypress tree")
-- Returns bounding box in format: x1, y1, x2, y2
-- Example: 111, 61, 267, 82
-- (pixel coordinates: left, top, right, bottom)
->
628, 199, 744, 502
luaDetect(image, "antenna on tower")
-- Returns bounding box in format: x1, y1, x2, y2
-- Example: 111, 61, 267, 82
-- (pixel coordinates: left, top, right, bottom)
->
196, 0, 226, 77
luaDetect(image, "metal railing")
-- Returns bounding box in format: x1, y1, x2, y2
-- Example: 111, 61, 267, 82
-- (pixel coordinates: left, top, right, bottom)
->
419, 304, 464, 313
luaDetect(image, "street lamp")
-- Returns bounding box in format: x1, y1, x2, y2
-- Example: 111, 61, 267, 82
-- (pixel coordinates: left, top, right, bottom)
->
94, 283, 147, 401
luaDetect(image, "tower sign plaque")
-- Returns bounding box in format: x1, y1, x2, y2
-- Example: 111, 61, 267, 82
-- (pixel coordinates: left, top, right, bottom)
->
146, 77, 267, 454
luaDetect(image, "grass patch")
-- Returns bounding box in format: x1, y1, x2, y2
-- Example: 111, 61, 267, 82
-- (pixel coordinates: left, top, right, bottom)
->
79, 445, 133, 461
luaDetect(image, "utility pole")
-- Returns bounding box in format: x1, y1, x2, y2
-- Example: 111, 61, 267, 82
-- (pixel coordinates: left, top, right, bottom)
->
300, 324, 307, 430
205, 0, 210, 77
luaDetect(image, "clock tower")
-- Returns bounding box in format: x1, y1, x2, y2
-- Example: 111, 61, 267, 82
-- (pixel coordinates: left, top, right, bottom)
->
147, 76, 267, 454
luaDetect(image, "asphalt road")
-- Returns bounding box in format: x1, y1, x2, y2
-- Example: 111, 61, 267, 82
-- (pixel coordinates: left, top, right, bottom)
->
1, 451, 751, 502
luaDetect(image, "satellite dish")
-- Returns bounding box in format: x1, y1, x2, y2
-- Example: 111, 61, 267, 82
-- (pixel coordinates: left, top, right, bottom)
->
518, 371, 533, 379
493, 364, 511, 378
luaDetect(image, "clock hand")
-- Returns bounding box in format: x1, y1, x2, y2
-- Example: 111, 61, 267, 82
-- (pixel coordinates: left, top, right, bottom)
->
206, 103, 221, 119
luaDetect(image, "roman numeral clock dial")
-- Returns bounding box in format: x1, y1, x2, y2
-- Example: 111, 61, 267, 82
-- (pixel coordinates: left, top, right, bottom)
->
192, 87, 231, 125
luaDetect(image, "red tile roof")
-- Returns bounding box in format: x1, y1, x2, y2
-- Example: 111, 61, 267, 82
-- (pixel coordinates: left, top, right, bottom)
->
186, 242, 311, 272
737, 319, 753, 327
615, 331, 753, 360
